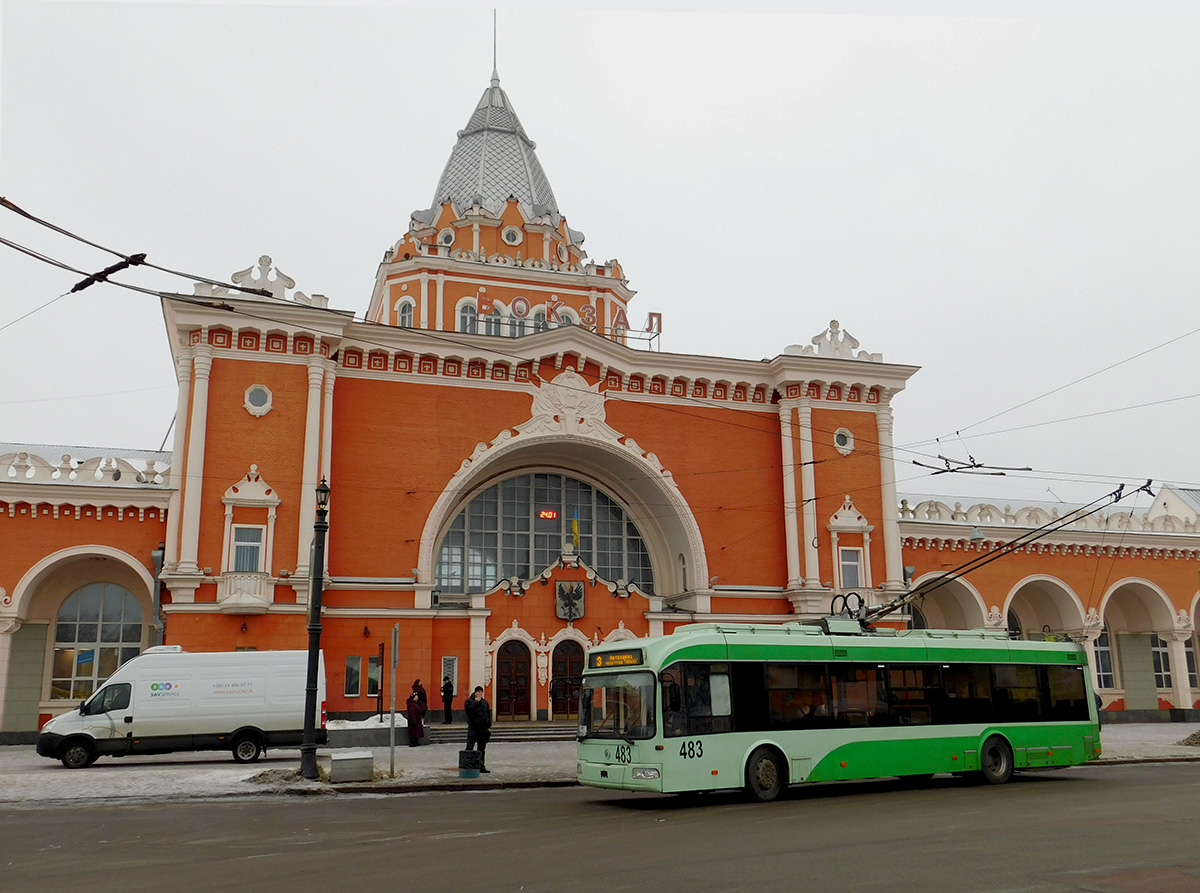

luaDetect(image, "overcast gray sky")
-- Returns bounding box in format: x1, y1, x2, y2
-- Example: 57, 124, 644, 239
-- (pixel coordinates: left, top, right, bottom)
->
2, 1, 1197, 509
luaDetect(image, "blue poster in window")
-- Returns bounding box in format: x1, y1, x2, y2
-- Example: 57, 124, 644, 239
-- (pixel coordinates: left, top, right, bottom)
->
76, 649, 95, 673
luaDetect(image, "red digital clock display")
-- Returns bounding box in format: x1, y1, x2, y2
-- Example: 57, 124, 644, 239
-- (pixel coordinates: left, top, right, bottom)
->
538, 509, 559, 520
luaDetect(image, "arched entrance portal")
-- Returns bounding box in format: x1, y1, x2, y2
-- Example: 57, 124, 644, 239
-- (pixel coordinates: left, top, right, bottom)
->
551, 640, 584, 720
496, 641, 532, 721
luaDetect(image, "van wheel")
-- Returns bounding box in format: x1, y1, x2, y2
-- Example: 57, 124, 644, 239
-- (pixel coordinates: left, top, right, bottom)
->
61, 741, 95, 770
232, 734, 263, 763
745, 746, 785, 802
979, 736, 1013, 785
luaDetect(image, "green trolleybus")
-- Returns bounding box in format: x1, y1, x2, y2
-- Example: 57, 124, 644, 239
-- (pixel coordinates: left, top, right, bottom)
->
576, 618, 1101, 801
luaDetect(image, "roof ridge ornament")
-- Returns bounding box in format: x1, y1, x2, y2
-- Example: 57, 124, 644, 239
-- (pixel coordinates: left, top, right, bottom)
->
787, 319, 882, 362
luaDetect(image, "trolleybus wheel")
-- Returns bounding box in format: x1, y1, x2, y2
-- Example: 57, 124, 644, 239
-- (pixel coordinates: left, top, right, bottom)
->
979, 736, 1013, 785
745, 746, 785, 802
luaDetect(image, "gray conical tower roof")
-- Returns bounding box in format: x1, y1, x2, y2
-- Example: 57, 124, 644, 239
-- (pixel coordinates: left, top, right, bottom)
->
418, 71, 560, 224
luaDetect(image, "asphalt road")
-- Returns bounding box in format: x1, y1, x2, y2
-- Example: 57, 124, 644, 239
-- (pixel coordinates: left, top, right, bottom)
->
3, 763, 1198, 892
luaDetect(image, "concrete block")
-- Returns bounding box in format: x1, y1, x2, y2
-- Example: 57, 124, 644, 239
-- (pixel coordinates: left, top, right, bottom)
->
329, 750, 375, 783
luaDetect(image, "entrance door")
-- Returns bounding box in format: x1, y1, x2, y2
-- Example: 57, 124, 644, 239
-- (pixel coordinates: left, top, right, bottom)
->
551, 641, 584, 720
496, 641, 531, 721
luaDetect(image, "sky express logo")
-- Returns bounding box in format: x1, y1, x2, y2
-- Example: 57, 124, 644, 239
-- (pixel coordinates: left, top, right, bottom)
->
148, 682, 182, 697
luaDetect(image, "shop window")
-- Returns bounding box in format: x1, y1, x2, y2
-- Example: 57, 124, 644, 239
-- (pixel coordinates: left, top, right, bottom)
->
52, 583, 142, 700
345, 656, 362, 697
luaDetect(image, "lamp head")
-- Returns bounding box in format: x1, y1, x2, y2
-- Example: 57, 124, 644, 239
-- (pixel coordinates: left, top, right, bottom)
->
316, 478, 331, 510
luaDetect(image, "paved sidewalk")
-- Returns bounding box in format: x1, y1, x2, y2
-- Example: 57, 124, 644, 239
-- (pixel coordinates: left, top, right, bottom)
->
1, 723, 1197, 807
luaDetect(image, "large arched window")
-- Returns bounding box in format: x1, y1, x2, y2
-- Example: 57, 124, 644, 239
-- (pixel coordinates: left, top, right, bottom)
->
435, 473, 654, 596
51, 582, 143, 700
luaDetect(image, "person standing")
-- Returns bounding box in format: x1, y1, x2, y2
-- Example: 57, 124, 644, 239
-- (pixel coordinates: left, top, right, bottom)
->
412, 679, 428, 717
441, 676, 454, 725
405, 692, 425, 747
464, 685, 492, 773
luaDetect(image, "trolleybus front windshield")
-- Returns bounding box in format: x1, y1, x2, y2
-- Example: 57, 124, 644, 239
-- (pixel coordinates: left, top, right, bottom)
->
579, 672, 656, 740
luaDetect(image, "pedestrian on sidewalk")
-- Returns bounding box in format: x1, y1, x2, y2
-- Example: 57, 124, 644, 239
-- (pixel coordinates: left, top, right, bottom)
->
412, 678, 428, 716
406, 692, 425, 747
464, 685, 492, 773
441, 676, 454, 724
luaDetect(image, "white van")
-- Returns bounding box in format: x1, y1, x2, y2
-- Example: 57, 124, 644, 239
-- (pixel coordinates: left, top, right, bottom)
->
36, 646, 326, 769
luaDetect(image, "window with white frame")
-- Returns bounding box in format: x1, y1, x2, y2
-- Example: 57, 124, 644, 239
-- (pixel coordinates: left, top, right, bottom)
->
459, 304, 478, 334
1151, 634, 1172, 688
232, 526, 265, 573
533, 310, 548, 333
397, 301, 414, 328
508, 316, 526, 338
838, 547, 863, 590
441, 655, 459, 699
1186, 637, 1197, 688
1094, 630, 1116, 689
482, 310, 502, 336
345, 656, 362, 697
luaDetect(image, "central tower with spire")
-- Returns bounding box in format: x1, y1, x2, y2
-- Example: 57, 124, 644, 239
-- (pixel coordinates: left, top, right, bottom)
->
366, 72, 638, 340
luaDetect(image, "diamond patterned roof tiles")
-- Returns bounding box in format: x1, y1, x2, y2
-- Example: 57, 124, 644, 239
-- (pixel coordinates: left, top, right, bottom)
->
421, 74, 560, 221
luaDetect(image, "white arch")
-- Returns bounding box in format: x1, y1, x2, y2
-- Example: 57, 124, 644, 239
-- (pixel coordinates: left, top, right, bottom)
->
417, 432, 709, 600
7, 545, 155, 620
1098, 577, 1178, 632
1003, 574, 1087, 634
907, 573, 987, 629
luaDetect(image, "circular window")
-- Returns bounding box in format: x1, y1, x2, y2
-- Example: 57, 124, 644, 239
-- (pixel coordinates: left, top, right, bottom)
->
244, 384, 273, 418
556, 243, 569, 262
833, 428, 854, 456
502, 226, 523, 246
438, 227, 455, 247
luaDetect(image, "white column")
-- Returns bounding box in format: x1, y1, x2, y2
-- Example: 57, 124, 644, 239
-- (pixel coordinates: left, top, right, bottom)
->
1166, 631, 1193, 711
875, 400, 905, 591
163, 350, 192, 570
294, 357, 326, 597
0, 621, 18, 731
419, 272, 429, 329
796, 397, 821, 588
319, 360, 336, 575
177, 345, 213, 575
435, 272, 445, 330
778, 403, 801, 590
470, 613, 488, 692
1079, 630, 1103, 705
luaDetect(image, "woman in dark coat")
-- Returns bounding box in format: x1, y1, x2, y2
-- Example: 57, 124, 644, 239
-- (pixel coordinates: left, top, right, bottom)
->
412, 679, 428, 716
405, 692, 425, 746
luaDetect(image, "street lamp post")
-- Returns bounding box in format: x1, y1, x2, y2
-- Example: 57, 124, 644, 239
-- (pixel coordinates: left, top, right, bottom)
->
300, 478, 331, 780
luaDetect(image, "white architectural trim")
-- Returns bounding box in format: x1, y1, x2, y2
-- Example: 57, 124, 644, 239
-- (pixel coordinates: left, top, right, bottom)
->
6, 545, 155, 620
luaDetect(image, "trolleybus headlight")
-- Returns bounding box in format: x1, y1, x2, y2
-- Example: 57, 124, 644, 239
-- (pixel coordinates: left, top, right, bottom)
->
631, 767, 660, 780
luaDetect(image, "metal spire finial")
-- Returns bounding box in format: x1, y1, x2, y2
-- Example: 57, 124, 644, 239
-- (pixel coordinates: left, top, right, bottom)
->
491, 9, 499, 86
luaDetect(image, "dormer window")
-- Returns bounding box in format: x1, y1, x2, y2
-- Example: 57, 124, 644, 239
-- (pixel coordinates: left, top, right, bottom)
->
502, 226, 523, 246
438, 228, 455, 247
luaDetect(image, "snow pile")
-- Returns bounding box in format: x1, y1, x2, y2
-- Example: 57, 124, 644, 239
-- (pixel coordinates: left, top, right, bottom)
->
326, 714, 407, 730
1177, 731, 1200, 747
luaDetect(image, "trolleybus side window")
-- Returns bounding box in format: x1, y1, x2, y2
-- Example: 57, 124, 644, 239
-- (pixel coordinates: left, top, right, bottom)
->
1045, 666, 1089, 721
829, 664, 892, 728
993, 664, 1043, 722
886, 665, 939, 725
662, 663, 733, 736
766, 663, 829, 730
940, 664, 994, 724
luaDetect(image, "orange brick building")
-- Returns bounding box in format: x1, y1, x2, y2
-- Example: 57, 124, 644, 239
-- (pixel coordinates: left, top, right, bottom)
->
2, 72, 1198, 736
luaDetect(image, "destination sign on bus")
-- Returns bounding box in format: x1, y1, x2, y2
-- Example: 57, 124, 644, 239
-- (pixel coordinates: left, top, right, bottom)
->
588, 649, 643, 669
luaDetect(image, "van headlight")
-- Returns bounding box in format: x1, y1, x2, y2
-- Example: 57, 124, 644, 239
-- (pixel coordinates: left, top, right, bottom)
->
631, 767, 660, 780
